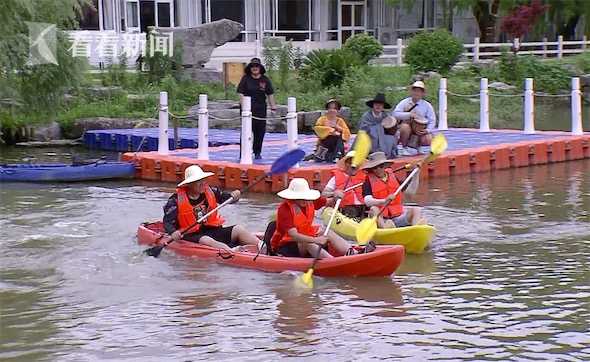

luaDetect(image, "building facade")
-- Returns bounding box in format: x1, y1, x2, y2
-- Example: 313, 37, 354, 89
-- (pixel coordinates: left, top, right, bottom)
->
77, 0, 478, 68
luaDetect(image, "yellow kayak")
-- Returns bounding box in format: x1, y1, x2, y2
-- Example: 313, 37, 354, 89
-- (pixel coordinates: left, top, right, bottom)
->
321, 207, 436, 254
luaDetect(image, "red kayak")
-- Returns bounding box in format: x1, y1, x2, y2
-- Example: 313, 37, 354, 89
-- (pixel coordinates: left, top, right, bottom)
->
138, 222, 405, 278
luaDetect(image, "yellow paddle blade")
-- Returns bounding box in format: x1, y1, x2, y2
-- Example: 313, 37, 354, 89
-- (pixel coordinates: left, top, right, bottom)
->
430, 133, 448, 156
313, 126, 334, 139
352, 130, 371, 168
356, 217, 378, 245
295, 268, 314, 289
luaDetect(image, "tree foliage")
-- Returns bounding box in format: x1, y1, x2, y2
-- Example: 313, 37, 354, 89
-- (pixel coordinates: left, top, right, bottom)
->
501, 0, 548, 39
0, 0, 88, 113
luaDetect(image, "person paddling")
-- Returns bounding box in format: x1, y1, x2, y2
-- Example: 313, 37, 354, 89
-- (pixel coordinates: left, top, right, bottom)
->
322, 151, 367, 220
270, 178, 369, 258
163, 165, 260, 251
362, 152, 424, 228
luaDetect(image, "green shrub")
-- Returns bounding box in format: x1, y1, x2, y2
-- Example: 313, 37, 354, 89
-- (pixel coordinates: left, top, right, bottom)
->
343, 33, 384, 64
404, 30, 463, 74
498, 53, 571, 93
300, 49, 363, 87
141, 32, 183, 84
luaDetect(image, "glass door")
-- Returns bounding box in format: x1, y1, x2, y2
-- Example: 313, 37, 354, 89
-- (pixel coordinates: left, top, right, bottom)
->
339, 1, 365, 44
155, 0, 174, 28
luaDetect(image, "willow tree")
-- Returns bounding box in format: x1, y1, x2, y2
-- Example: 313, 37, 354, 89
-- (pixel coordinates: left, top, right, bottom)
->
0, 0, 89, 112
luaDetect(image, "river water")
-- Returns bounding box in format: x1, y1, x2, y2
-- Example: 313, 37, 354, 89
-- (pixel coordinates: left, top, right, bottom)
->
1, 148, 589, 361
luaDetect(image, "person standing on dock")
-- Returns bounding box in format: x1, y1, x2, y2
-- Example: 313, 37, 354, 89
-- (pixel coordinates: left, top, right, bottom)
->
358, 93, 398, 158
393, 81, 436, 156
163, 165, 260, 251
237, 58, 277, 160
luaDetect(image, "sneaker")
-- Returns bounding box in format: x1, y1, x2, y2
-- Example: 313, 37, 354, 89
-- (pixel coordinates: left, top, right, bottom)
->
345, 247, 358, 256
362, 241, 377, 253
418, 146, 431, 155
254, 154, 262, 160
257, 239, 267, 255
398, 146, 412, 156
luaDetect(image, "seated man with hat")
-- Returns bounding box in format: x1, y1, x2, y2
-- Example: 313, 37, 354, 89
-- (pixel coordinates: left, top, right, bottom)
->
163, 165, 260, 251
309, 98, 351, 163
361, 152, 424, 228
358, 93, 398, 158
393, 81, 437, 156
270, 178, 372, 258
322, 150, 367, 220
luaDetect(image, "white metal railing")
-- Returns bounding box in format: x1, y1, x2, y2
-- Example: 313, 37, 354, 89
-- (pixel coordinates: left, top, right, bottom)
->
381, 35, 590, 65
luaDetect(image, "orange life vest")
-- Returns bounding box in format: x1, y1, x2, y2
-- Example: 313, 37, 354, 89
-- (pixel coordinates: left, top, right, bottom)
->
271, 200, 320, 251
176, 186, 224, 233
368, 170, 403, 218
332, 169, 366, 207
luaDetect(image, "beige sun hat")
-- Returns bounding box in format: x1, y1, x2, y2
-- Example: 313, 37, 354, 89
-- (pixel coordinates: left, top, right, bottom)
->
277, 178, 321, 201
411, 80, 426, 90
361, 152, 393, 170
177, 165, 214, 187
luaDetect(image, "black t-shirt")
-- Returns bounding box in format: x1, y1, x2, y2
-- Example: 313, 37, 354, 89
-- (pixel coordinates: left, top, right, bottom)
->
237, 74, 274, 114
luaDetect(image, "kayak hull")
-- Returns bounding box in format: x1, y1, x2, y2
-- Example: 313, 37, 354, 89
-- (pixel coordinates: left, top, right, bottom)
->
0, 162, 136, 182
321, 207, 436, 254
138, 222, 405, 278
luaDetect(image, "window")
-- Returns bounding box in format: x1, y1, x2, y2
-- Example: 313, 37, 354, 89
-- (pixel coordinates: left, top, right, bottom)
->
157, 2, 171, 27
126, 1, 139, 28
78, 0, 99, 30
278, 0, 310, 41
208, 0, 245, 41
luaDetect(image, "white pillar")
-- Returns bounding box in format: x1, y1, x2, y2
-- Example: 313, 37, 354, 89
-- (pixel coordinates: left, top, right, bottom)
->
287, 97, 298, 150
198, 94, 209, 160
557, 35, 563, 59
240, 96, 253, 164
473, 37, 480, 63
571, 77, 584, 135
479, 78, 490, 132
513, 37, 520, 53
438, 78, 448, 130
583, 35, 588, 50
542, 37, 548, 58
396, 38, 403, 65
158, 91, 169, 155
523, 78, 535, 134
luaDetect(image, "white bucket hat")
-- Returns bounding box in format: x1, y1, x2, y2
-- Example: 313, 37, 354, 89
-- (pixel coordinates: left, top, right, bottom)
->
411, 80, 426, 90
177, 165, 214, 187
277, 178, 320, 201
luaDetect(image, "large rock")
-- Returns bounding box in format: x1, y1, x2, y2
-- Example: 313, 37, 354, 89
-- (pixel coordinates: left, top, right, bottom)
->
164, 19, 243, 67
65, 117, 157, 139
488, 81, 516, 91
31, 121, 62, 141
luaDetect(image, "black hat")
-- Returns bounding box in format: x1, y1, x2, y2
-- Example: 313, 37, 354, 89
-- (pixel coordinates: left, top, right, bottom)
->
365, 93, 391, 109
325, 98, 342, 110
245, 57, 266, 75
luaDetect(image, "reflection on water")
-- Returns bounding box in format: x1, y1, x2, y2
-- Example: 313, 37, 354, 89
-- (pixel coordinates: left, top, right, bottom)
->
0, 147, 589, 360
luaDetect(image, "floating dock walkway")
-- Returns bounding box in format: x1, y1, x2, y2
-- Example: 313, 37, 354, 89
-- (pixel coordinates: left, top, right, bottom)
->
114, 128, 590, 193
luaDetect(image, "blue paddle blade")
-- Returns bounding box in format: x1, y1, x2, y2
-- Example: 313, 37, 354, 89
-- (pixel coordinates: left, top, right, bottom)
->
270, 148, 305, 175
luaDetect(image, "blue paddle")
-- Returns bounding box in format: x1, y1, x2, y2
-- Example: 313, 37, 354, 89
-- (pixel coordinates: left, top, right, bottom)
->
145, 148, 306, 257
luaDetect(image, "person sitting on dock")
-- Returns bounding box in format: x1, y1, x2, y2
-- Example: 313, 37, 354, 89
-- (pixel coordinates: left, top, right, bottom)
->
359, 93, 398, 158
393, 81, 436, 156
362, 152, 424, 228
322, 151, 367, 220
308, 99, 351, 163
270, 178, 364, 258
163, 165, 260, 251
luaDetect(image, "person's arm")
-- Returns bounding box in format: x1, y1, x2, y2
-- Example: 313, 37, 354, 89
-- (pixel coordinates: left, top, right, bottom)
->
358, 112, 370, 131
163, 195, 180, 234
237, 76, 247, 102
265, 77, 277, 110
287, 228, 327, 245
426, 102, 437, 131
322, 176, 337, 197
362, 179, 387, 208
339, 118, 351, 142
392, 99, 412, 121
212, 186, 237, 204
315, 115, 326, 127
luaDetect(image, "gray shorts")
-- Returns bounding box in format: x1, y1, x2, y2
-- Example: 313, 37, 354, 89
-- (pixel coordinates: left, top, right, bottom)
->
389, 210, 411, 227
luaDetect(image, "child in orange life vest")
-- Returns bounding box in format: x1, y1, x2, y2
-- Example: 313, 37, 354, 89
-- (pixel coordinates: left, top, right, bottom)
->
322, 150, 367, 220
163, 165, 260, 251
361, 152, 424, 228
270, 178, 357, 258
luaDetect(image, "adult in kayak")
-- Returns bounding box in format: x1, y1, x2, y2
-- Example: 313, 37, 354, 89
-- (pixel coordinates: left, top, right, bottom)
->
361, 152, 424, 228
270, 178, 369, 258
322, 151, 367, 220
163, 165, 260, 251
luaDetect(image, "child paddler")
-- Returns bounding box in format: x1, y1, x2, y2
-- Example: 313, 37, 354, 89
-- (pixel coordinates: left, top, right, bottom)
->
163, 165, 260, 251
322, 150, 367, 220
362, 152, 424, 228
270, 178, 372, 258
